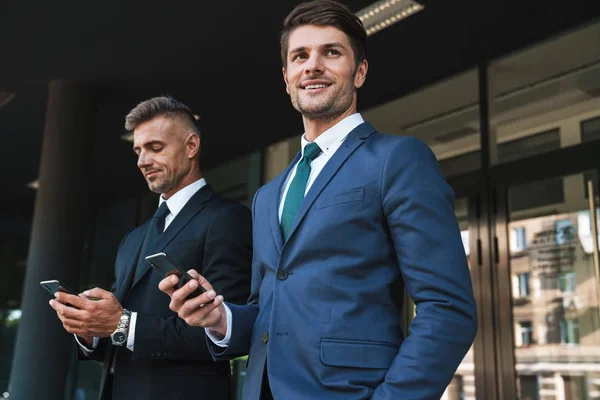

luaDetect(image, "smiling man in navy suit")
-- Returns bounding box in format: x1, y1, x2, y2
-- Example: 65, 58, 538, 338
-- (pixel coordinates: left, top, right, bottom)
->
49, 96, 252, 399
159, 1, 477, 399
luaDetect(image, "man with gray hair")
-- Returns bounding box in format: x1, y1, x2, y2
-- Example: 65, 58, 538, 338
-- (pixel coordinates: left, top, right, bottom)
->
49, 96, 252, 399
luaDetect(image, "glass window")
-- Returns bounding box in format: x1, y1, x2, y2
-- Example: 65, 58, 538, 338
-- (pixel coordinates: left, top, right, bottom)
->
438, 150, 481, 177
558, 272, 576, 293
509, 178, 564, 212
511, 227, 527, 251
508, 170, 600, 400
497, 128, 561, 163
491, 21, 600, 164
519, 321, 533, 346
560, 319, 580, 345
581, 116, 600, 143
361, 68, 481, 179
517, 273, 530, 297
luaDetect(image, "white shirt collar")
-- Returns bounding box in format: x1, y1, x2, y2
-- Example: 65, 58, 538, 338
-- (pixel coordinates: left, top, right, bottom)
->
158, 178, 207, 218
300, 113, 364, 157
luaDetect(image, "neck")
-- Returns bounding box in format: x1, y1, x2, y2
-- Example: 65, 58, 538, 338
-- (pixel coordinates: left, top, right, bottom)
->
302, 105, 357, 143
162, 168, 203, 200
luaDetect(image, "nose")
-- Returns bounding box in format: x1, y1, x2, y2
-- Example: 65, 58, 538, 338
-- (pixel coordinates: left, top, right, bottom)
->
304, 53, 324, 76
137, 150, 152, 170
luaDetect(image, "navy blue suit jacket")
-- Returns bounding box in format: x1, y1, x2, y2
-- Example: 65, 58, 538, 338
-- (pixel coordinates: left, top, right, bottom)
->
209, 122, 477, 400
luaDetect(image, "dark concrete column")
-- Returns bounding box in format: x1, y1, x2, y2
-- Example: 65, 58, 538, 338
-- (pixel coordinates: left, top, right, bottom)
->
9, 80, 95, 399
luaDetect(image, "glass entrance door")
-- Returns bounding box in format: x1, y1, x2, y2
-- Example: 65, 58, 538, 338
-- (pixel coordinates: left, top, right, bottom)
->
504, 170, 600, 400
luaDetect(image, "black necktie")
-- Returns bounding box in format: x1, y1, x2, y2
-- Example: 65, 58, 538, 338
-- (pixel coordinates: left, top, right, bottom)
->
134, 202, 170, 282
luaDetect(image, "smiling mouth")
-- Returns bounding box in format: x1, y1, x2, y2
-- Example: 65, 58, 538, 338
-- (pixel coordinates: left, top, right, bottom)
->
145, 171, 160, 179
303, 84, 330, 90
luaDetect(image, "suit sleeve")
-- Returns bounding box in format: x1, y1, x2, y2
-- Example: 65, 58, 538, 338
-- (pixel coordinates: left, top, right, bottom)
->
372, 137, 478, 400
132, 203, 253, 361
207, 189, 262, 360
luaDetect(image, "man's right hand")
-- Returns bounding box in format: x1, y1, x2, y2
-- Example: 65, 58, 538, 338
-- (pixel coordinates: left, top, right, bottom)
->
158, 270, 228, 337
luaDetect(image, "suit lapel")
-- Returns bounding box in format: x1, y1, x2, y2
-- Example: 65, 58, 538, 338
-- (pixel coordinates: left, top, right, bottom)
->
284, 122, 376, 244
270, 152, 301, 252
129, 185, 215, 290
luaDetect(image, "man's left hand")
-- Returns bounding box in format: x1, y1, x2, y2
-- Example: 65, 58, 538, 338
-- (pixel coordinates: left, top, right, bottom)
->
49, 287, 123, 338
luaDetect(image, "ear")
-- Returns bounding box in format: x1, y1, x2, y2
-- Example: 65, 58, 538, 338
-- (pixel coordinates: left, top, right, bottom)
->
282, 67, 291, 94
185, 132, 200, 160
354, 59, 368, 89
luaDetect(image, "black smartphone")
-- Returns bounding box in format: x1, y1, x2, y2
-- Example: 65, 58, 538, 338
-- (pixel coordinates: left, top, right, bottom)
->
40, 279, 77, 297
40, 280, 101, 302
145, 252, 207, 300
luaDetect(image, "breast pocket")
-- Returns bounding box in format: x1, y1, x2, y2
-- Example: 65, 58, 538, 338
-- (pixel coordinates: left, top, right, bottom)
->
316, 188, 364, 210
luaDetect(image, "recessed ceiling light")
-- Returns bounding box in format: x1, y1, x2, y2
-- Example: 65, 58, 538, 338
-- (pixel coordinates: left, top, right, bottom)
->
356, 0, 424, 36
26, 179, 39, 190
120, 132, 134, 142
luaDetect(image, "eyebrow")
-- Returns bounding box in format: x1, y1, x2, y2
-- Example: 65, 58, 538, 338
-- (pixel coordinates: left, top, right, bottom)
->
289, 41, 347, 56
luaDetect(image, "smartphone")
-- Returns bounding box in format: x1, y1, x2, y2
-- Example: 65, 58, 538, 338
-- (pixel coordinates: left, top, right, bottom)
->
145, 252, 207, 300
40, 279, 77, 297
40, 280, 101, 302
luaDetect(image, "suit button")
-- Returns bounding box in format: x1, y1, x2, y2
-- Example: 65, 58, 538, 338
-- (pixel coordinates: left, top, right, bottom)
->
150, 353, 155, 357
262, 332, 269, 344
276, 270, 288, 280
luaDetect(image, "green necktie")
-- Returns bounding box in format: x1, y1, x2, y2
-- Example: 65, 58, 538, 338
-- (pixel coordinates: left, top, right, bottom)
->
281, 142, 322, 240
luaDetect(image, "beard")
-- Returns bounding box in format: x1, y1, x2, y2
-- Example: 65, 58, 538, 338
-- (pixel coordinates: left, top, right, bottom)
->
146, 171, 180, 195
147, 178, 172, 195
292, 84, 354, 121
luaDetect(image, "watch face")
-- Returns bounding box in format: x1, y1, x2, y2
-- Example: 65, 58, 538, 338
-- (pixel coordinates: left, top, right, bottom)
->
112, 331, 127, 344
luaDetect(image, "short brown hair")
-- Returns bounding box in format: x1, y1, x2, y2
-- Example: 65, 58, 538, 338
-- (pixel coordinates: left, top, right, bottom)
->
280, 0, 367, 69
124, 95, 200, 137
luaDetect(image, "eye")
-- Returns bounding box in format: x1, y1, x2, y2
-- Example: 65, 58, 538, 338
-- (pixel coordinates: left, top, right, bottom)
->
151, 145, 163, 152
292, 53, 308, 62
326, 49, 340, 56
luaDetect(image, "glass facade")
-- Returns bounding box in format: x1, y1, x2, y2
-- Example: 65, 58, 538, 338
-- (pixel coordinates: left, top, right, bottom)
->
508, 173, 600, 400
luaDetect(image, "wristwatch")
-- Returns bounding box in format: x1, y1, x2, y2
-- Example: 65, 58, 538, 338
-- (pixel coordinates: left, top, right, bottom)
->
111, 309, 132, 346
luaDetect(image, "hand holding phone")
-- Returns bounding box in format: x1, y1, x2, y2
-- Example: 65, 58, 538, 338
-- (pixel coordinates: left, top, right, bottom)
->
40, 280, 101, 304
145, 252, 207, 300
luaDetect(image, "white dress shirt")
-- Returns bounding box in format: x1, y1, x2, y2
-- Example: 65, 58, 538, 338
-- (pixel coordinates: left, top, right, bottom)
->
207, 113, 364, 347
76, 178, 207, 354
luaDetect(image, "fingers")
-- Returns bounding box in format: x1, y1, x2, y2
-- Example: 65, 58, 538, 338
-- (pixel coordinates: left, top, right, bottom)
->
82, 287, 112, 300
169, 281, 205, 313
179, 296, 225, 328
195, 274, 214, 292
178, 291, 219, 318
185, 270, 213, 293
49, 299, 86, 320
158, 274, 180, 295
55, 292, 85, 309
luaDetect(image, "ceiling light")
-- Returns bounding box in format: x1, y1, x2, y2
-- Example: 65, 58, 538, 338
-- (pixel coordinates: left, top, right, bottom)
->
26, 179, 39, 190
357, 0, 424, 36
120, 132, 133, 142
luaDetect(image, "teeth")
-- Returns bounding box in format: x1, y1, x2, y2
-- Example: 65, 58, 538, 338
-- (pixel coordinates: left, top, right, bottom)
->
305, 84, 328, 89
